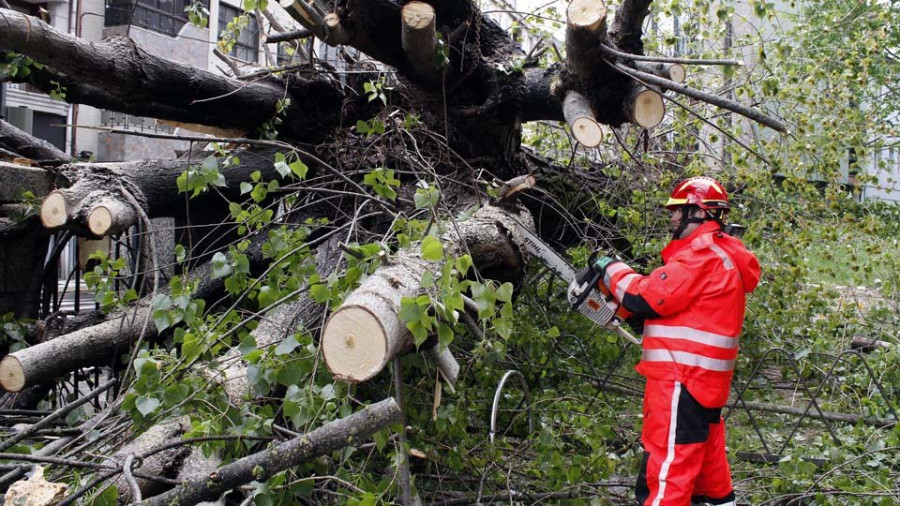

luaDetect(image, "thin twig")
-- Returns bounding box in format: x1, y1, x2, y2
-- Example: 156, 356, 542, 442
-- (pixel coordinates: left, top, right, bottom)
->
265, 28, 314, 43
600, 43, 743, 66
0, 379, 116, 452
213, 47, 243, 77
122, 454, 142, 503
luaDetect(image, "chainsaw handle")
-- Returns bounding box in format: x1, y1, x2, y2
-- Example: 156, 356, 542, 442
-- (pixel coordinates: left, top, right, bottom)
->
572, 266, 603, 309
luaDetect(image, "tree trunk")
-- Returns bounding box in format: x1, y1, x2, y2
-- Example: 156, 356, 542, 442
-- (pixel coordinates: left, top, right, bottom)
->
0, 304, 148, 391
322, 205, 530, 382
144, 397, 402, 505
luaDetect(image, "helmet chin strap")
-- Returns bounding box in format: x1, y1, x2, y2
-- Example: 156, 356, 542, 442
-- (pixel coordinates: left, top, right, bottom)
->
673, 206, 706, 239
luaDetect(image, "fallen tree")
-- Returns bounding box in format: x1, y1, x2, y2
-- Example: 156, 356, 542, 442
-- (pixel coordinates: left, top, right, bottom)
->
0, 0, 800, 503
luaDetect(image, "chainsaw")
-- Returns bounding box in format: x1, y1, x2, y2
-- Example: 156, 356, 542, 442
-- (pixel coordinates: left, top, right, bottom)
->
515, 221, 641, 346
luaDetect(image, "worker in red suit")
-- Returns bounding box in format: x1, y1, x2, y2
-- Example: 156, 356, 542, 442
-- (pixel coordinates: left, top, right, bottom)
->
588, 176, 760, 505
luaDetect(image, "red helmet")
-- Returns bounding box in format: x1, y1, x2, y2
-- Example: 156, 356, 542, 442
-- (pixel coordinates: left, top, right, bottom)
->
665, 176, 729, 210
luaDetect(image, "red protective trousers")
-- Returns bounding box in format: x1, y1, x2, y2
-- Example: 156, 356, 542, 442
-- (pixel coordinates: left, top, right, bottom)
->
635, 379, 735, 506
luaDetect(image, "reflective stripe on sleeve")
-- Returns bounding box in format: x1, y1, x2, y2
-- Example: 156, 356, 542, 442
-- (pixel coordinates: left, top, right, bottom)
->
615, 273, 640, 301
708, 244, 734, 271
642, 349, 736, 372
643, 324, 739, 349
603, 262, 633, 287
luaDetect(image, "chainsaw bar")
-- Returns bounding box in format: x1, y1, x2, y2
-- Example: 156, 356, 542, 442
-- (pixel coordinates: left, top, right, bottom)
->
514, 221, 617, 328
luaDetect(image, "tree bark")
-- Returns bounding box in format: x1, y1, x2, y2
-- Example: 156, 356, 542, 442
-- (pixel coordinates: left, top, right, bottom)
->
0, 305, 148, 391
634, 61, 686, 83
322, 205, 530, 383
110, 418, 192, 504
609, 0, 654, 54
0, 237, 247, 391
565, 0, 608, 79
144, 398, 402, 505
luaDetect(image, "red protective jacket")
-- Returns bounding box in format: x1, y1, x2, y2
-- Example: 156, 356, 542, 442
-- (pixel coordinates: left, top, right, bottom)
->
603, 221, 761, 408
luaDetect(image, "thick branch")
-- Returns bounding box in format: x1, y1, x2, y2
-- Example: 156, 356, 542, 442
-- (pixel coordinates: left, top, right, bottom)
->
0, 9, 341, 141
563, 90, 603, 147
623, 88, 665, 128
609, 0, 653, 54
634, 61, 686, 83
144, 398, 402, 505
322, 206, 530, 383
39, 149, 282, 235
565, 0, 608, 79
265, 27, 313, 43
0, 120, 70, 164
401, 2, 438, 80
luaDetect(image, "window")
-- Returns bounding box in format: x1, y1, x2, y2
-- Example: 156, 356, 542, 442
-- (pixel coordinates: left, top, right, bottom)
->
276, 42, 300, 66
218, 4, 259, 63
105, 0, 208, 37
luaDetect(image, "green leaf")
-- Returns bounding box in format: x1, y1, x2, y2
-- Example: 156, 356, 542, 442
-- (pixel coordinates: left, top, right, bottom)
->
496, 282, 514, 303
240, 181, 253, 195
250, 183, 267, 202
438, 323, 454, 348
274, 159, 290, 178
275, 334, 300, 356
135, 396, 161, 416
91, 484, 119, 506
310, 283, 330, 303
455, 255, 473, 276
398, 297, 423, 322
153, 310, 173, 333
356, 120, 370, 134
289, 158, 308, 179
210, 252, 232, 279
408, 321, 428, 347
421, 236, 443, 261
373, 429, 388, 452
164, 383, 190, 406
257, 285, 279, 308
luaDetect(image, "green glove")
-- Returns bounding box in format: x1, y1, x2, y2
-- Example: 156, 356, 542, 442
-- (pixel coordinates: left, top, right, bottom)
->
593, 255, 617, 273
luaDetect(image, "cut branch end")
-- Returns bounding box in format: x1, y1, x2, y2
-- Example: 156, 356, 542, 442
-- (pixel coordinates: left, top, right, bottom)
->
0, 355, 26, 392
40, 191, 68, 229
567, 0, 608, 31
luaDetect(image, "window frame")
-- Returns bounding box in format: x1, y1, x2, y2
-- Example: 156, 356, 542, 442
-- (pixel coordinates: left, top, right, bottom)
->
218, 3, 260, 63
